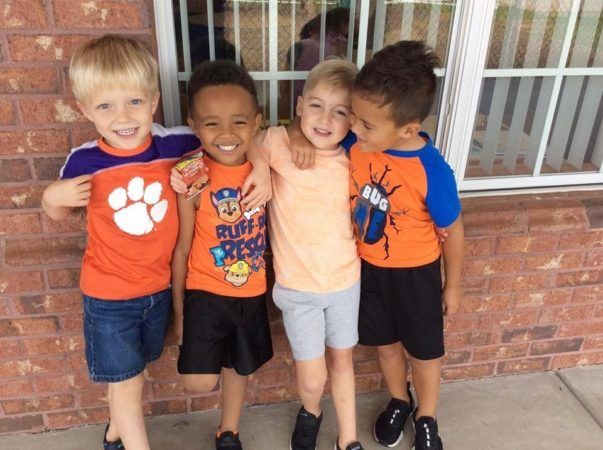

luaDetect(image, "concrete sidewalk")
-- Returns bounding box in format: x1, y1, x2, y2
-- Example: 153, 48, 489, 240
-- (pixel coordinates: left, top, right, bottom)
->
2, 365, 602, 450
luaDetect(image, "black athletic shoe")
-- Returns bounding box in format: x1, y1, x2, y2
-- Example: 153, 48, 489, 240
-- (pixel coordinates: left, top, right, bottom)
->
373, 383, 415, 447
334, 439, 364, 450
290, 406, 322, 450
215, 430, 243, 450
413, 415, 443, 450
103, 424, 124, 450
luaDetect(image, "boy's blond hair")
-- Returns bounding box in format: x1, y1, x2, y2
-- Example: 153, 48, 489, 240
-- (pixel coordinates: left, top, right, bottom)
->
302, 58, 358, 96
69, 34, 159, 102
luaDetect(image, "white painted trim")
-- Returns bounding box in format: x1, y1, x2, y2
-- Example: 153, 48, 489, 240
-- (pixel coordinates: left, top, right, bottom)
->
206, 0, 215, 61
269, 0, 278, 124
356, 0, 370, 67
179, 0, 192, 74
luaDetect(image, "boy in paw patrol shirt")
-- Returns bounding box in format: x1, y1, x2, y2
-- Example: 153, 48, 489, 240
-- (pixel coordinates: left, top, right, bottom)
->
171, 60, 271, 450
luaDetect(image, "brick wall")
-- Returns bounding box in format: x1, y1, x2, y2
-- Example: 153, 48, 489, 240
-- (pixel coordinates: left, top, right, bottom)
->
1, 0, 602, 437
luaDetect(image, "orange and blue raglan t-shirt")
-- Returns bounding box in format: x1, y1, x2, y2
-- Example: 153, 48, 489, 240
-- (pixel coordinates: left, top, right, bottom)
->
186, 156, 267, 297
59, 124, 200, 300
349, 132, 461, 268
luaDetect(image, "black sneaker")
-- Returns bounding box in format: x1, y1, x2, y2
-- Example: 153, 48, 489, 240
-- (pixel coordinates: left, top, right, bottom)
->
290, 406, 322, 450
413, 415, 443, 450
373, 383, 414, 447
334, 439, 364, 450
103, 423, 124, 450
215, 430, 243, 450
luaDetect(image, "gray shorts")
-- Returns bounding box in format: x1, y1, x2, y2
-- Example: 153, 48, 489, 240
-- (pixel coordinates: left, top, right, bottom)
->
272, 280, 360, 361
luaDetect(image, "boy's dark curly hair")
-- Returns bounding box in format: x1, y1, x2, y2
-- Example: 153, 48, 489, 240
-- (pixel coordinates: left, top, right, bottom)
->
187, 59, 258, 116
354, 41, 439, 126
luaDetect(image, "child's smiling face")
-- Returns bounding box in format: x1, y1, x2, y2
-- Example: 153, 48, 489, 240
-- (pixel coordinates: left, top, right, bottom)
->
187, 84, 261, 166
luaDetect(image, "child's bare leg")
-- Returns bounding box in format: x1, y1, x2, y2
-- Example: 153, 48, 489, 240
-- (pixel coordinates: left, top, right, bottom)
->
377, 342, 410, 402
326, 346, 357, 447
107, 373, 149, 450
220, 368, 248, 433
296, 356, 328, 416
409, 356, 441, 418
181, 373, 220, 393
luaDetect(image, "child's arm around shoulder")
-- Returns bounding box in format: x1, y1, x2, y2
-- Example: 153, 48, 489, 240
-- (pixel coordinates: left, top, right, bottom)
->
441, 215, 465, 315
171, 193, 197, 345
42, 174, 93, 221
242, 131, 272, 209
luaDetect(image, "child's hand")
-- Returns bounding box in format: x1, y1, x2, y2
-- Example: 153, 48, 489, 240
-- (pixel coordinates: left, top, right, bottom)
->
442, 284, 461, 315
170, 167, 188, 194
287, 118, 315, 169
434, 226, 448, 243
242, 163, 272, 210
44, 174, 93, 208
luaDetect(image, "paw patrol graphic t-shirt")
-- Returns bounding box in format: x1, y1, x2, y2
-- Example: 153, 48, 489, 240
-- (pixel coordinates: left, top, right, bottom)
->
59, 124, 200, 299
185, 156, 267, 297
349, 132, 461, 268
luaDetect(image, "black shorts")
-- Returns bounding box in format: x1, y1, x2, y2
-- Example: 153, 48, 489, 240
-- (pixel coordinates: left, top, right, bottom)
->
178, 290, 273, 376
358, 258, 444, 360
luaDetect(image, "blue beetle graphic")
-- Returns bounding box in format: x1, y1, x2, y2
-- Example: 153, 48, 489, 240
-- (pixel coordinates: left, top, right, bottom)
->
351, 164, 405, 259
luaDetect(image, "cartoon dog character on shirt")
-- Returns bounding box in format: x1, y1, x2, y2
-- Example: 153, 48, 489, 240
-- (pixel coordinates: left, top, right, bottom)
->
224, 260, 250, 287
211, 187, 242, 223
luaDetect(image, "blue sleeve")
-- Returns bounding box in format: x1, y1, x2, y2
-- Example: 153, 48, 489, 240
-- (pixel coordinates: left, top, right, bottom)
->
340, 130, 357, 152
423, 149, 461, 228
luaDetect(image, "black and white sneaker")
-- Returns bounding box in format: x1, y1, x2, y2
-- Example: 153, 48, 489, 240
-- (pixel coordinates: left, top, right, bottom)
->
215, 430, 243, 450
412, 415, 443, 450
103, 423, 124, 450
334, 439, 364, 450
373, 383, 414, 447
290, 406, 322, 450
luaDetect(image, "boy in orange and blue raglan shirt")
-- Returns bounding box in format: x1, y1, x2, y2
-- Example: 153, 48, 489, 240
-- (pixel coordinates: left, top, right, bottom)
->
348, 41, 465, 450
41, 35, 269, 450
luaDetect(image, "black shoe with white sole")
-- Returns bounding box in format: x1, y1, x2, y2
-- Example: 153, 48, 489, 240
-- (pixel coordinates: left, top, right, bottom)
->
412, 414, 443, 450
373, 383, 414, 447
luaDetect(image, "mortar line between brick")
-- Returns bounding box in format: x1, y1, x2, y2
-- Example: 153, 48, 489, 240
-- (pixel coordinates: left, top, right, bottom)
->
556, 370, 603, 430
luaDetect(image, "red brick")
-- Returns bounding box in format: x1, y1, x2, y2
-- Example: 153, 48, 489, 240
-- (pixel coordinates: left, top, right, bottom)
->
558, 319, 603, 337
524, 252, 584, 272
595, 304, 603, 319
15, 292, 80, 314
249, 367, 291, 387
524, 199, 588, 232
443, 315, 479, 333
0, 212, 42, 234
53, 0, 145, 29
559, 231, 603, 249
496, 357, 550, 374
442, 350, 471, 365
0, 185, 45, 209
150, 399, 187, 416
0, 158, 31, 182
71, 124, 99, 146
459, 294, 513, 313
21, 335, 83, 356
0, 68, 59, 94
552, 351, 603, 369
586, 250, 603, 267
583, 197, 603, 229
0, 0, 46, 28
0, 379, 33, 398
462, 202, 527, 237
0, 317, 59, 337
0, 356, 64, 377
463, 256, 523, 277
489, 274, 549, 293
255, 384, 299, 404
478, 310, 539, 329
152, 381, 186, 398
76, 388, 108, 407
59, 313, 83, 333
0, 339, 20, 359
442, 363, 495, 381
539, 305, 592, 323
5, 236, 86, 266
514, 290, 572, 308
355, 374, 384, 393
47, 267, 80, 289
64, 351, 87, 371
0, 415, 44, 434
0, 100, 16, 125
33, 372, 92, 393
8, 35, 91, 62
1, 394, 74, 414
145, 362, 178, 381
43, 208, 87, 233
555, 270, 602, 288
583, 336, 603, 350
0, 299, 9, 316
495, 235, 559, 254
46, 407, 109, 429
0, 270, 44, 294
462, 277, 488, 294
501, 325, 558, 343
20, 98, 85, 125
572, 286, 602, 303
473, 343, 529, 361
33, 156, 67, 180
190, 393, 221, 411
0, 129, 69, 156
465, 237, 494, 257
354, 359, 380, 374
530, 338, 583, 356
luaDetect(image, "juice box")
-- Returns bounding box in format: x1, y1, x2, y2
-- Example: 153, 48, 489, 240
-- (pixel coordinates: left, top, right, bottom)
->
174, 152, 210, 199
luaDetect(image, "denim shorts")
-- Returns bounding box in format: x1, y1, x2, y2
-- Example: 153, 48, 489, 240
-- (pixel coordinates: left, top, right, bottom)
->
83, 288, 171, 383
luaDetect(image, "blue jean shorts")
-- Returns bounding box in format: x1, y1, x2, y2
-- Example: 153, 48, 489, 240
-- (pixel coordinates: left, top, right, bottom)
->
83, 288, 171, 383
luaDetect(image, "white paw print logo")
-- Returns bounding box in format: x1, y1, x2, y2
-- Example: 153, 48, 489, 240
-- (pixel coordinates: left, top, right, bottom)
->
108, 177, 168, 236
